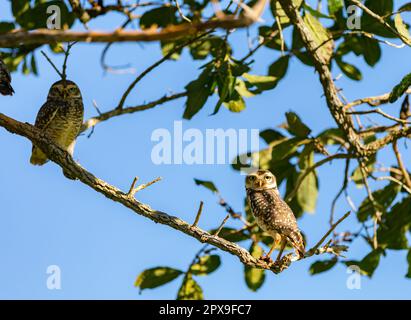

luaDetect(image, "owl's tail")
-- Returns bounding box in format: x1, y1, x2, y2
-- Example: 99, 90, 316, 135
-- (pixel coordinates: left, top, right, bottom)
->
287, 230, 305, 259
30, 145, 48, 165
0, 81, 14, 96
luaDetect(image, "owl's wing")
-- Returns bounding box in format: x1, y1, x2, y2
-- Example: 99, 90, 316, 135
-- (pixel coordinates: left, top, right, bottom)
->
0, 58, 14, 95
262, 190, 305, 257
34, 100, 66, 130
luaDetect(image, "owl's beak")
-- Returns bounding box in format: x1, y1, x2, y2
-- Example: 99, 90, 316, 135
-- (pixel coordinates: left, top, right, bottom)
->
256, 180, 264, 188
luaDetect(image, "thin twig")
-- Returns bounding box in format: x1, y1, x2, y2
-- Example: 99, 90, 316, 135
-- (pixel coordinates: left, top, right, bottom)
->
308, 211, 351, 255
127, 176, 162, 198
347, 108, 411, 125
392, 140, 411, 188
214, 214, 230, 237
116, 32, 210, 109
40, 51, 64, 79
192, 201, 204, 227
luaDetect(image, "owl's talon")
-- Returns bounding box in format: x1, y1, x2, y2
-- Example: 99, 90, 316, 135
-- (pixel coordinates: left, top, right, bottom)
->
259, 255, 273, 264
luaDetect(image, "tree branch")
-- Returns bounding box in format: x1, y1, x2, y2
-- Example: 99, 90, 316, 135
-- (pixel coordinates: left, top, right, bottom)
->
278, 0, 365, 157
0, 112, 349, 274
80, 91, 187, 134
344, 89, 411, 109
0, 0, 267, 47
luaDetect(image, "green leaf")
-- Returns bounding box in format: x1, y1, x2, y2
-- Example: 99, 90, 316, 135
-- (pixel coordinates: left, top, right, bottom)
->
244, 243, 265, 291
193, 178, 219, 193
17, 1, 75, 30
286, 112, 312, 138
361, 0, 394, 38
317, 128, 344, 145
389, 73, 411, 103
285, 168, 304, 218
271, 0, 303, 24
394, 14, 411, 45
399, 3, 411, 13
224, 98, 246, 113
209, 227, 250, 242
351, 154, 376, 187
190, 255, 221, 276
0, 22, 15, 33
190, 37, 228, 60
177, 275, 204, 300
357, 183, 400, 222
303, 4, 333, 20
271, 137, 303, 161
336, 59, 362, 81
140, 6, 177, 29
30, 53, 38, 76
360, 36, 381, 67
135, 267, 183, 290
303, 12, 334, 63
345, 249, 383, 278
183, 68, 214, 119
260, 129, 285, 144
268, 56, 289, 80
309, 258, 338, 275
378, 196, 411, 250
12, 0, 30, 18
161, 41, 182, 60
406, 249, 411, 278
243, 73, 278, 93
328, 0, 344, 16
259, 25, 286, 51
235, 79, 255, 98
297, 144, 318, 213
360, 249, 383, 277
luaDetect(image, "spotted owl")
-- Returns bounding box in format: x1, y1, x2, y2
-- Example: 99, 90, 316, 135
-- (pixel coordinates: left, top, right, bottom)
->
0, 57, 14, 95
30, 80, 84, 179
246, 169, 305, 262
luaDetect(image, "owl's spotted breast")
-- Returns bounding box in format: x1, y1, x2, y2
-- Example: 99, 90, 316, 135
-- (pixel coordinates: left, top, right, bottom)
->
246, 187, 305, 258
30, 81, 84, 180
247, 188, 297, 231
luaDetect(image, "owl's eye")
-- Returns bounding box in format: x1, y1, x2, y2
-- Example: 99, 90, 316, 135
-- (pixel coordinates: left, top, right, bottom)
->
265, 175, 272, 181
248, 176, 256, 181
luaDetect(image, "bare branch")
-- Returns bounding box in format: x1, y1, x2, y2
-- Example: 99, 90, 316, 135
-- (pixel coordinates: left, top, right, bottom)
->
344, 89, 411, 109
350, 0, 411, 47
347, 108, 411, 125
80, 91, 187, 134
192, 201, 204, 227
0, 112, 347, 274
307, 211, 351, 256
0, 0, 268, 47
286, 153, 353, 202
392, 140, 411, 189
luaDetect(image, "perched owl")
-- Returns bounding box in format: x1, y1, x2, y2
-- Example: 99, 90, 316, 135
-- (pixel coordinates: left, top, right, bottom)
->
400, 95, 410, 121
0, 57, 14, 95
30, 80, 84, 179
246, 170, 305, 262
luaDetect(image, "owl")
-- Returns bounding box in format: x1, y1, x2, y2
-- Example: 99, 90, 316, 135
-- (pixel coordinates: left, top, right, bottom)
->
0, 57, 14, 95
30, 80, 84, 179
246, 169, 305, 263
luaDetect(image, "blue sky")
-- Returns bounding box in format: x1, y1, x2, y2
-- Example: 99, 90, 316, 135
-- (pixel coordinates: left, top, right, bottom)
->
0, 1, 410, 299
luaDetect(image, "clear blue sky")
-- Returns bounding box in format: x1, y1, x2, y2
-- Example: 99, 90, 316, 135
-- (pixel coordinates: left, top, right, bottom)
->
0, 1, 410, 299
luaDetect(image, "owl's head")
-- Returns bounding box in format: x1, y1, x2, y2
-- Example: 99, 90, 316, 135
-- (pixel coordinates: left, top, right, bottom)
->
48, 79, 82, 100
245, 169, 277, 190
